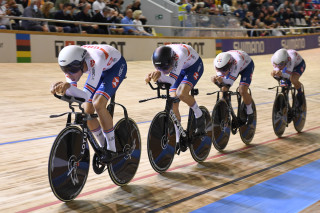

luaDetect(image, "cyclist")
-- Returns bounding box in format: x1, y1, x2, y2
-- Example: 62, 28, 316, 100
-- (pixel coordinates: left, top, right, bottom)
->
271, 48, 306, 107
50, 45, 127, 162
212, 50, 255, 125
145, 44, 206, 143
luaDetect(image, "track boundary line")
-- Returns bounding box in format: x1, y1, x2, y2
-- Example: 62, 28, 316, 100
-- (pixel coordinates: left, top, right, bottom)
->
17, 125, 320, 213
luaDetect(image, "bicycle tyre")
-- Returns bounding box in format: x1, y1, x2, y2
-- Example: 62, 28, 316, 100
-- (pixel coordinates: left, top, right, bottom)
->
108, 118, 141, 186
48, 126, 90, 202
239, 100, 257, 144
189, 106, 212, 162
212, 99, 231, 151
147, 111, 176, 173
272, 93, 287, 137
293, 93, 307, 133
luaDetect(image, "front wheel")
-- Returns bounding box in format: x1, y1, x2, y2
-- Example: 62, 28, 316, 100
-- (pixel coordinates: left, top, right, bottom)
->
272, 93, 287, 137
239, 100, 257, 144
293, 93, 307, 132
189, 106, 212, 162
48, 126, 90, 202
147, 111, 176, 173
108, 118, 141, 186
212, 99, 231, 151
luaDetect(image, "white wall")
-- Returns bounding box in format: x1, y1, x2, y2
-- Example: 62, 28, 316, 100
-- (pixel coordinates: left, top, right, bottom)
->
0, 32, 216, 63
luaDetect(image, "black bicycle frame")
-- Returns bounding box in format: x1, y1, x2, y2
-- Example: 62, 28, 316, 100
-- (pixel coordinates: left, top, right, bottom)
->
52, 93, 133, 160
270, 83, 297, 126
140, 82, 198, 142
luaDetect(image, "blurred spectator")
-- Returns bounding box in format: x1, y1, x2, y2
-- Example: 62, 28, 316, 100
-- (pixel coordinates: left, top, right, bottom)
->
132, 10, 153, 36
222, 0, 232, 15
290, 0, 304, 19
69, 0, 80, 7
242, 11, 255, 36
22, 0, 60, 32
54, 2, 79, 33
77, 0, 87, 9
277, 7, 290, 26
121, 8, 140, 35
92, 6, 111, 34
55, 0, 70, 11
92, 0, 105, 14
107, 0, 123, 17
107, 8, 124, 34
234, 3, 246, 19
131, 0, 140, 12
178, 0, 192, 26
6, 0, 22, 28
277, 0, 289, 12
267, 5, 278, 18
262, 0, 276, 8
0, 0, 10, 29
75, 3, 104, 34
41, 2, 55, 24
271, 22, 284, 36
248, 0, 262, 19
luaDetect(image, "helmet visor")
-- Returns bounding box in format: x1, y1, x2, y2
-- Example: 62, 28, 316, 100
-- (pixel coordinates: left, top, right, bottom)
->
274, 61, 286, 69
216, 61, 232, 73
60, 60, 83, 74
155, 63, 172, 72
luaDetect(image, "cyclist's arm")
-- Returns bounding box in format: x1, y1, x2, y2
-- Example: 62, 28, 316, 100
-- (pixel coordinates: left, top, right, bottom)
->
157, 71, 175, 85
65, 74, 78, 87
217, 71, 235, 86
65, 85, 90, 101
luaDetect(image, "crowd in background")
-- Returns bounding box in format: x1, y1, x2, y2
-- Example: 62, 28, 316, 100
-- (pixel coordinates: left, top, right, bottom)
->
0, 0, 320, 36
176, 0, 320, 36
0, 0, 153, 35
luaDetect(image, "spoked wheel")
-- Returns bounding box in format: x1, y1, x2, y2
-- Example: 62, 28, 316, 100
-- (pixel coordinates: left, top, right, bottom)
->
189, 106, 212, 162
108, 118, 141, 186
293, 93, 307, 133
272, 94, 287, 137
212, 99, 231, 151
147, 111, 176, 173
48, 126, 90, 202
239, 100, 257, 144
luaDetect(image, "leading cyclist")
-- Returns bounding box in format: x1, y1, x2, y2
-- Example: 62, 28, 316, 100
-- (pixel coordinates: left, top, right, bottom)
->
50, 45, 127, 162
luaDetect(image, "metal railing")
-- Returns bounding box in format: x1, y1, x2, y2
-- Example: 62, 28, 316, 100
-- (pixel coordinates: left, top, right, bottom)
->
1, 15, 320, 37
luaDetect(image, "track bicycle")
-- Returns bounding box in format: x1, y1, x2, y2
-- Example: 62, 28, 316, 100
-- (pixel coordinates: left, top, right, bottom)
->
139, 82, 212, 173
269, 76, 306, 137
48, 94, 141, 201
207, 82, 257, 151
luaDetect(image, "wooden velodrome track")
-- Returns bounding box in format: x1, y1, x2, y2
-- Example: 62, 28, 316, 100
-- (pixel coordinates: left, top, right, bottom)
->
1, 48, 320, 212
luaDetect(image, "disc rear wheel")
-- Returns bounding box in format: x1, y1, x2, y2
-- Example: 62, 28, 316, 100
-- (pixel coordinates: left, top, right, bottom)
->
189, 106, 212, 162
293, 93, 307, 133
108, 118, 141, 186
239, 100, 257, 144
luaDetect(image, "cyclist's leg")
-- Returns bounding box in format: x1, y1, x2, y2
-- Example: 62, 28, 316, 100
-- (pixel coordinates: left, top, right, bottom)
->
84, 102, 105, 147
83, 75, 106, 146
177, 58, 204, 133
239, 61, 254, 115
290, 60, 306, 106
93, 57, 127, 153
170, 72, 184, 143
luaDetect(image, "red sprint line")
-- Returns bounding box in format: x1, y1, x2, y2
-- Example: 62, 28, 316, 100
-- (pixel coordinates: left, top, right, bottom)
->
18, 125, 320, 213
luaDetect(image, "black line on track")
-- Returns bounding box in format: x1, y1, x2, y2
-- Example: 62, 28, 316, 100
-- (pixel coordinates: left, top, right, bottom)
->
148, 148, 320, 212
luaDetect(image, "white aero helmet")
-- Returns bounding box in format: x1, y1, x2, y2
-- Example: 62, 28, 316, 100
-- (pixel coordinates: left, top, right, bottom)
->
273, 48, 289, 67
214, 52, 233, 72
58, 45, 87, 74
